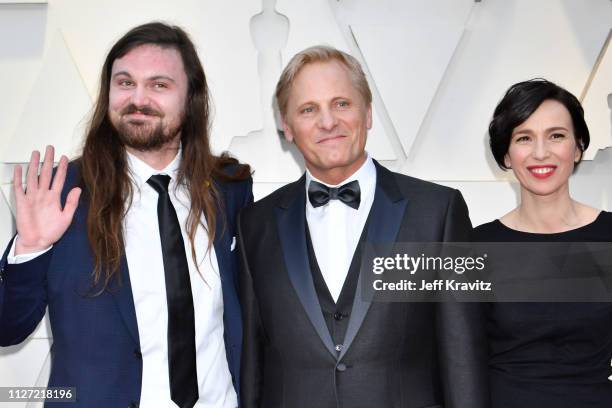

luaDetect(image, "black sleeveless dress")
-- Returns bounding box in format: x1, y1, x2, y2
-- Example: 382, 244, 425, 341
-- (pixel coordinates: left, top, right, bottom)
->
473, 211, 612, 408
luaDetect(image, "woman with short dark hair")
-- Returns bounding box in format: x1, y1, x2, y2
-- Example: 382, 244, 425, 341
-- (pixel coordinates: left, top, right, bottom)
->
474, 78, 612, 407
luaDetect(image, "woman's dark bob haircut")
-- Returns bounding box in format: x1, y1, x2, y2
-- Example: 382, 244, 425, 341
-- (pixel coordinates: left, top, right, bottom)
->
488, 78, 590, 170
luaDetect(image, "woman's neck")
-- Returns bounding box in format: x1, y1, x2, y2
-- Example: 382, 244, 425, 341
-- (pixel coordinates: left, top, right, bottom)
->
502, 185, 598, 233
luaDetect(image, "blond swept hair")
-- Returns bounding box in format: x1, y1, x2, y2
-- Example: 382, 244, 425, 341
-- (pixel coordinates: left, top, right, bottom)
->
275, 45, 372, 117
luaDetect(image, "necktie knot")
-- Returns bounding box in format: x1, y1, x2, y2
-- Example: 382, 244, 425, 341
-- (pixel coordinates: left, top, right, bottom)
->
147, 174, 171, 194
308, 180, 361, 209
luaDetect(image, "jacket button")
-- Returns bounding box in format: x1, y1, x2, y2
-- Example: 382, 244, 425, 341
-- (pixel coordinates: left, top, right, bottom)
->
133, 349, 142, 359
336, 363, 347, 372
333, 312, 344, 321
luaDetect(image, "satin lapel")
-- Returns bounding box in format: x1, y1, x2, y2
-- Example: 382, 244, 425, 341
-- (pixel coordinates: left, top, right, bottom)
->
111, 256, 140, 344
275, 177, 336, 359
339, 162, 408, 360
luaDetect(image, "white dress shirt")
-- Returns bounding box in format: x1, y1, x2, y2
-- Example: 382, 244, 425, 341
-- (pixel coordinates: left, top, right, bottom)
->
305, 154, 377, 302
9, 151, 237, 408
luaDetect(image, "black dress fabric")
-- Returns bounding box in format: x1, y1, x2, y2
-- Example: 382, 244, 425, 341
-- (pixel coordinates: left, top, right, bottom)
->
473, 211, 612, 408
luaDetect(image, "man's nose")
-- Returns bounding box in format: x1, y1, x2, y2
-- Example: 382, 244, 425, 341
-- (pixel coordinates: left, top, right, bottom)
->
317, 108, 338, 131
130, 85, 150, 108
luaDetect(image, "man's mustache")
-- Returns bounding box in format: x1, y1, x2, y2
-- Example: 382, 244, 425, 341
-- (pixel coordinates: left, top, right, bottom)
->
120, 104, 162, 117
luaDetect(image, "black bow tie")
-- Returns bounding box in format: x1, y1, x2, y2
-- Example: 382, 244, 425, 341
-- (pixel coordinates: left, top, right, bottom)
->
308, 180, 361, 210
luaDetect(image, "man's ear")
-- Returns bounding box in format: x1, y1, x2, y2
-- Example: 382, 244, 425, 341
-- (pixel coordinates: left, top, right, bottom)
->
281, 117, 294, 143
366, 104, 373, 130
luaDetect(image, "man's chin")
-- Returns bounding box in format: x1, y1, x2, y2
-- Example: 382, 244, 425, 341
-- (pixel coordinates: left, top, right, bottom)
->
112, 117, 182, 152
125, 139, 171, 152
119, 131, 171, 151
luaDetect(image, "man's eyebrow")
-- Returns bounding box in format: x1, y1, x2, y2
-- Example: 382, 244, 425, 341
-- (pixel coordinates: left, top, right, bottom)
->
149, 75, 176, 83
111, 72, 176, 83
112, 71, 131, 78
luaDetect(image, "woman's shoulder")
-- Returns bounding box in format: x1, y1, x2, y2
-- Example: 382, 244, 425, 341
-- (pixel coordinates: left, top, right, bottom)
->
473, 219, 506, 241
474, 210, 612, 242
590, 210, 612, 231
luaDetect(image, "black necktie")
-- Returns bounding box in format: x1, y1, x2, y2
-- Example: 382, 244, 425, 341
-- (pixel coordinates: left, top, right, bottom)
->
147, 175, 198, 408
308, 180, 361, 210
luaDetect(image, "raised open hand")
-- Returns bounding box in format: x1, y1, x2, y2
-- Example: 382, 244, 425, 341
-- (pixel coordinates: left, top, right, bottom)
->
13, 146, 81, 255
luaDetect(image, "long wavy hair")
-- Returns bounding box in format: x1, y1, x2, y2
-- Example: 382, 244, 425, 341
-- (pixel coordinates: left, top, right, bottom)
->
80, 22, 249, 292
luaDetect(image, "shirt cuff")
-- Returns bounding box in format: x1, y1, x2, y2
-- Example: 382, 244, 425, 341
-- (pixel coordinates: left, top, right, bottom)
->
7, 236, 52, 264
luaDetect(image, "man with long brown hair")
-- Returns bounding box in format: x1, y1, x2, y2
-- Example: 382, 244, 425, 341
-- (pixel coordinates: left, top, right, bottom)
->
0, 22, 251, 408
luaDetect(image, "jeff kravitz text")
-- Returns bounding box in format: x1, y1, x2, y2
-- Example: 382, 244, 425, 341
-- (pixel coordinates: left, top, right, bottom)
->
370, 252, 493, 293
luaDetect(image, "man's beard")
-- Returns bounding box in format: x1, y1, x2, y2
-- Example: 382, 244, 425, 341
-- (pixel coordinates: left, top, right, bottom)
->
113, 104, 183, 151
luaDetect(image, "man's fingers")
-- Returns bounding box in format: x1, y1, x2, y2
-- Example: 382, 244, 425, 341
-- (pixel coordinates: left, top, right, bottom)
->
62, 187, 81, 224
13, 163, 25, 200
25, 150, 41, 194
38, 145, 55, 190
51, 155, 69, 194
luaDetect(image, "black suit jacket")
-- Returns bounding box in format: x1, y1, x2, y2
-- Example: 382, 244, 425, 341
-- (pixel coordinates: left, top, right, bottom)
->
238, 161, 488, 408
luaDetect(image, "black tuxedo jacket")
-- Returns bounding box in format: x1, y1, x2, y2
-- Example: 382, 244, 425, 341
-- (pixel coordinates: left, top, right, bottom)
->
238, 161, 488, 408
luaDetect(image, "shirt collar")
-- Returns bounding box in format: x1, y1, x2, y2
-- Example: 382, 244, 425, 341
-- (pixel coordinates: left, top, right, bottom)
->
305, 152, 376, 203
127, 148, 181, 189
